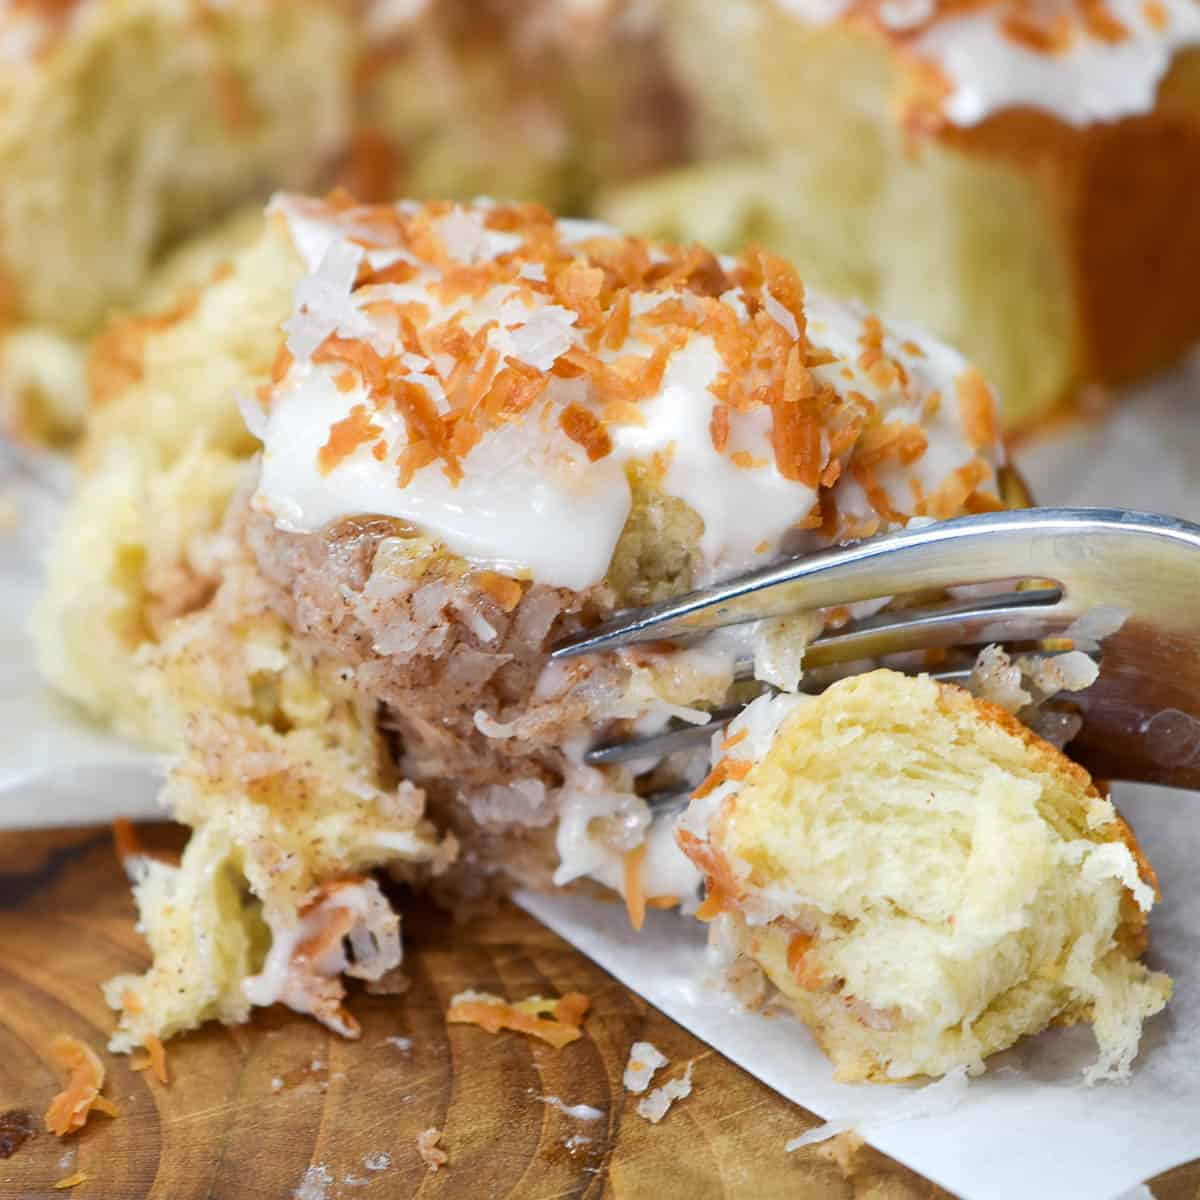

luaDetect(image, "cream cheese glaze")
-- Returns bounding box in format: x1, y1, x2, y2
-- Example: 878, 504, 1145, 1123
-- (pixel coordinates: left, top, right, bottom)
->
252, 195, 1003, 592
777, 0, 1200, 126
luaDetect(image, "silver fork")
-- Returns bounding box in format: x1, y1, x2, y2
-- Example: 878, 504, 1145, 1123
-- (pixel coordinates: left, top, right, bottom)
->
552, 508, 1200, 791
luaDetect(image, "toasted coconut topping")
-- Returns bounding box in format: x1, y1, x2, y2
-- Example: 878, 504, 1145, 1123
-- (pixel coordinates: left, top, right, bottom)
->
623, 844, 648, 931
255, 196, 1002, 592
44, 1035, 110, 1137
446, 989, 591, 1048
778, 0, 1200, 126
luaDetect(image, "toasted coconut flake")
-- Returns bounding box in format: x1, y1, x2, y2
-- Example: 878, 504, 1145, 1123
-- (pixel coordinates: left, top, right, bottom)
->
53, 1171, 90, 1190
677, 828, 743, 921
956, 368, 998, 450
1141, 0, 1169, 26
692, 757, 752, 800
560, 404, 613, 462
770, 401, 822, 486
623, 844, 648, 932
317, 406, 384, 476
722, 728, 748, 752
1000, 10, 1074, 51
1081, 0, 1130, 41
554, 993, 591, 1027
143, 1036, 168, 1086
446, 990, 589, 1048
474, 571, 523, 612
44, 1036, 108, 1137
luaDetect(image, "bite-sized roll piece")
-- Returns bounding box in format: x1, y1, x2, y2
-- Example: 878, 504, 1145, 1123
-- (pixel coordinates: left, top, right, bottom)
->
38, 193, 1016, 1049
680, 670, 1170, 1082
0, 0, 357, 440
602, 0, 1200, 428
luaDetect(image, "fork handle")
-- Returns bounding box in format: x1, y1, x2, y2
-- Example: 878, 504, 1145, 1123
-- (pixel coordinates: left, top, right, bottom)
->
1067, 620, 1200, 790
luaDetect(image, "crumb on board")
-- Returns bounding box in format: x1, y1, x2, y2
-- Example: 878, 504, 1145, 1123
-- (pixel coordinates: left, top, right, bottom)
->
636, 1061, 694, 1125
53, 1170, 89, 1190
417, 1127, 447, 1172
44, 1035, 114, 1137
540, 1095, 604, 1121
294, 1163, 332, 1200
623, 1041, 668, 1095
446, 990, 590, 1049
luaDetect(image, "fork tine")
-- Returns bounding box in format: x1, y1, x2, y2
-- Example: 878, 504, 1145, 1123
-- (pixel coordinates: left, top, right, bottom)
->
553, 508, 1192, 660
721, 588, 1063, 680
584, 665, 977, 767
800, 589, 1065, 669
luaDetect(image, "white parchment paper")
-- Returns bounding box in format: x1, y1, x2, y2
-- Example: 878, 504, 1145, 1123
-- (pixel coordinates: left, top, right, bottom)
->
2, 354, 1199, 1199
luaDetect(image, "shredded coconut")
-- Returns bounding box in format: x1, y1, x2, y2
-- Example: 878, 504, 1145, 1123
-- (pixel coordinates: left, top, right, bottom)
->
636, 1061, 694, 1124
623, 1040, 669, 1094
284, 239, 369, 362
436, 207, 522, 264
504, 305, 579, 371
967, 644, 1031, 712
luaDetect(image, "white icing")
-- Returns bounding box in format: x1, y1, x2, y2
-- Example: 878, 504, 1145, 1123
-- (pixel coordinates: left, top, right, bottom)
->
254, 198, 997, 593
552, 767, 701, 907
918, 0, 1200, 126
776, 0, 1200, 125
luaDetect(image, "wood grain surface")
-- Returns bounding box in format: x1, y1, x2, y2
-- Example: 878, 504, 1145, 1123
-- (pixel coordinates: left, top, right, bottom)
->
0, 825, 1196, 1200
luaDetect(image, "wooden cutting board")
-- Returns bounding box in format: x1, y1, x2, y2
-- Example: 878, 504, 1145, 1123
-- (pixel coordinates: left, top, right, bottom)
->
1, 826, 1196, 1200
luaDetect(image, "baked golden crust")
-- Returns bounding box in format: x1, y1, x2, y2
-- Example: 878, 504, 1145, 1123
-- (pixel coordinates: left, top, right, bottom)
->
935, 47, 1200, 409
